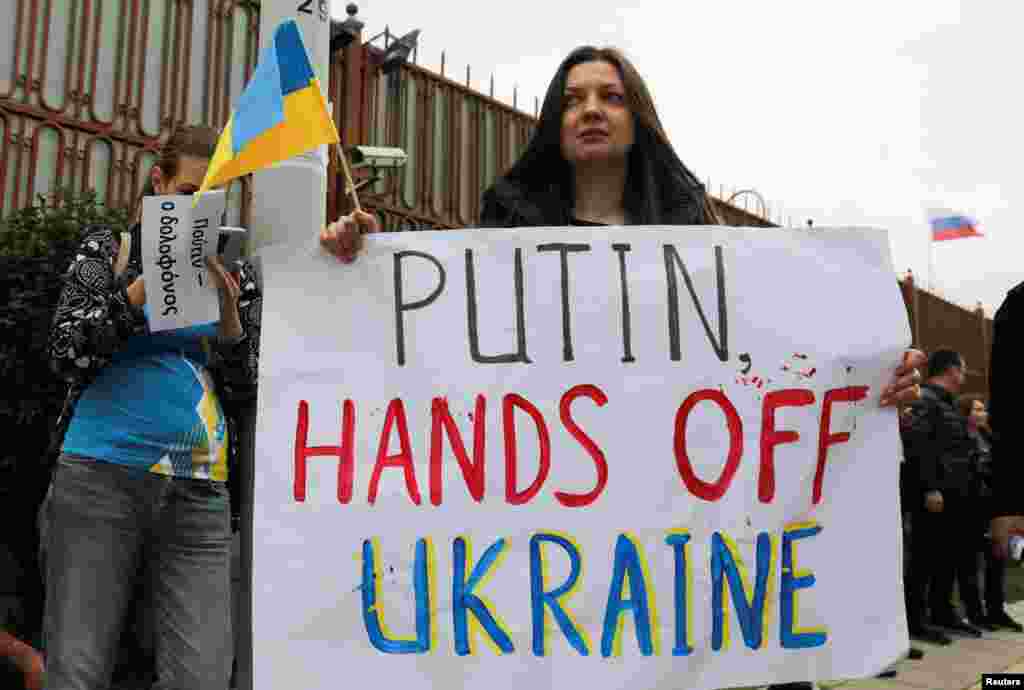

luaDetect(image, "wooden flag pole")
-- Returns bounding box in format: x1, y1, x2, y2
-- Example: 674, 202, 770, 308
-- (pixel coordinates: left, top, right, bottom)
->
333, 142, 363, 214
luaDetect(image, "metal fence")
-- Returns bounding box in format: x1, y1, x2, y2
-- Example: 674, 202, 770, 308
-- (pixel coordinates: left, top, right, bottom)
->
360, 62, 538, 230
899, 273, 993, 395
0, 0, 537, 229
2, 1, 994, 368
0, 0, 258, 223
0, 0, 777, 231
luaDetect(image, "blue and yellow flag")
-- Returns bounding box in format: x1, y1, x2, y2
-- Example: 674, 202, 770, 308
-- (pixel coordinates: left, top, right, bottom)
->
197, 19, 339, 199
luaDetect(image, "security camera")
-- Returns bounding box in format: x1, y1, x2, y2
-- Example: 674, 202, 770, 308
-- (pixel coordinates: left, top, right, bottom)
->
350, 146, 408, 170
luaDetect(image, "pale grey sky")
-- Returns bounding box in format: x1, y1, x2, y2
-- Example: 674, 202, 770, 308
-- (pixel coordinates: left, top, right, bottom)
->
337, 0, 1021, 315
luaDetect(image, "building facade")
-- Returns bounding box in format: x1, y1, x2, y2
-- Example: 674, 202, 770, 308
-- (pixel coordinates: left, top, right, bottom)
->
0, 1, 992, 383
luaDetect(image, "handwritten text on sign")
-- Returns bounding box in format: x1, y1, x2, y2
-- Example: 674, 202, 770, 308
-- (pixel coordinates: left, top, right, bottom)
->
140, 191, 225, 332
253, 227, 911, 690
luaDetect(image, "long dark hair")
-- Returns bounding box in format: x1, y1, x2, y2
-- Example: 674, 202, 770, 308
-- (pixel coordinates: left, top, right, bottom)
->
496, 46, 720, 225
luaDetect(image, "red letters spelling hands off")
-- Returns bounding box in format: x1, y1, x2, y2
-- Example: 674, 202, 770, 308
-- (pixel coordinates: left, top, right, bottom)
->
293, 384, 867, 507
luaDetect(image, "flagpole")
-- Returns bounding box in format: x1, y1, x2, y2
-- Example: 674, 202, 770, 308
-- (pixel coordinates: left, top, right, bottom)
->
928, 234, 934, 291
926, 211, 936, 292
333, 142, 363, 213
241, 6, 331, 690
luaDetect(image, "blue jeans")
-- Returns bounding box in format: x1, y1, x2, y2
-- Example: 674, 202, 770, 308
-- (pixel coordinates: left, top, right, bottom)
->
42, 455, 233, 690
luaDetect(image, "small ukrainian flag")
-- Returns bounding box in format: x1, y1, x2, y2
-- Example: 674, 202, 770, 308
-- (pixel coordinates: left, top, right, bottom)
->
196, 19, 339, 200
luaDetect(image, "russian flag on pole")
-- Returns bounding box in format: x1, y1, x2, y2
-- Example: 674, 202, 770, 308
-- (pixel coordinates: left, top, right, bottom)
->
927, 208, 984, 242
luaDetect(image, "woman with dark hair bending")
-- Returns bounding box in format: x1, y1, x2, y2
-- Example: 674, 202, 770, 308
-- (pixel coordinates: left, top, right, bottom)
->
43, 124, 373, 689
41, 126, 257, 690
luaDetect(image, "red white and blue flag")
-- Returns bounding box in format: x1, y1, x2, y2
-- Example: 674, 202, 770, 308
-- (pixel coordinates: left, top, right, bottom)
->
927, 208, 983, 242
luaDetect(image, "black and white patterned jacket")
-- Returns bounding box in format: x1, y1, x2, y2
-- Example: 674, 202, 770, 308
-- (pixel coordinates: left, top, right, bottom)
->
48, 224, 262, 405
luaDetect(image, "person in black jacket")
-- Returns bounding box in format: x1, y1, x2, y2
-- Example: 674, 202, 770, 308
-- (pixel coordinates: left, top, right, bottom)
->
989, 283, 1024, 559
958, 395, 1022, 631
902, 350, 985, 640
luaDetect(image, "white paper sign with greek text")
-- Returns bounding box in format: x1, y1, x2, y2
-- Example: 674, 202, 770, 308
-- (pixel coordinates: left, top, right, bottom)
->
140, 191, 226, 332
253, 226, 912, 690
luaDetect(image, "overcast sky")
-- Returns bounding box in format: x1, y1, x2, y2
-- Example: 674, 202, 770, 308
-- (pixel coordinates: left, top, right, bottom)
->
335, 0, 1020, 314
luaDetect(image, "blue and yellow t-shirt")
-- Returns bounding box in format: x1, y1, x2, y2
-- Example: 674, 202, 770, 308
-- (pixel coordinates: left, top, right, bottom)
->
50, 227, 261, 481
63, 322, 229, 481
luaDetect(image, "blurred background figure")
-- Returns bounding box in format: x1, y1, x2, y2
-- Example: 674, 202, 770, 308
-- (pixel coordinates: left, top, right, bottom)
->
902, 350, 983, 640
959, 395, 1023, 632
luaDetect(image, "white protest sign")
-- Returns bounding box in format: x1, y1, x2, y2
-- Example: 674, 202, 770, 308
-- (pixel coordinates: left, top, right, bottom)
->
253, 226, 911, 690
140, 191, 226, 332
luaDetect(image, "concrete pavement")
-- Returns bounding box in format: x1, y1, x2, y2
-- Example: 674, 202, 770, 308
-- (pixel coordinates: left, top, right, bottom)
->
808, 599, 1024, 690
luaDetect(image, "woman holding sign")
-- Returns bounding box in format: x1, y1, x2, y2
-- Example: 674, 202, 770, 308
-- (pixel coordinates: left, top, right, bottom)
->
479, 45, 923, 690
43, 126, 257, 690
479, 46, 923, 690
319, 45, 925, 690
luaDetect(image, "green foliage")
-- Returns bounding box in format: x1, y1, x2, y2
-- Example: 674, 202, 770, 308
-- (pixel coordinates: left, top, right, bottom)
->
0, 187, 131, 258
0, 188, 130, 440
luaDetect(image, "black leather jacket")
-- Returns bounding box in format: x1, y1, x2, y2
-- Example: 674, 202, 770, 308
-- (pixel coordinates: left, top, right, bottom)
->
479, 178, 708, 228
990, 280, 1024, 517
901, 383, 976, 501
49, 224, 261, 396
968, 427, 994, 502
